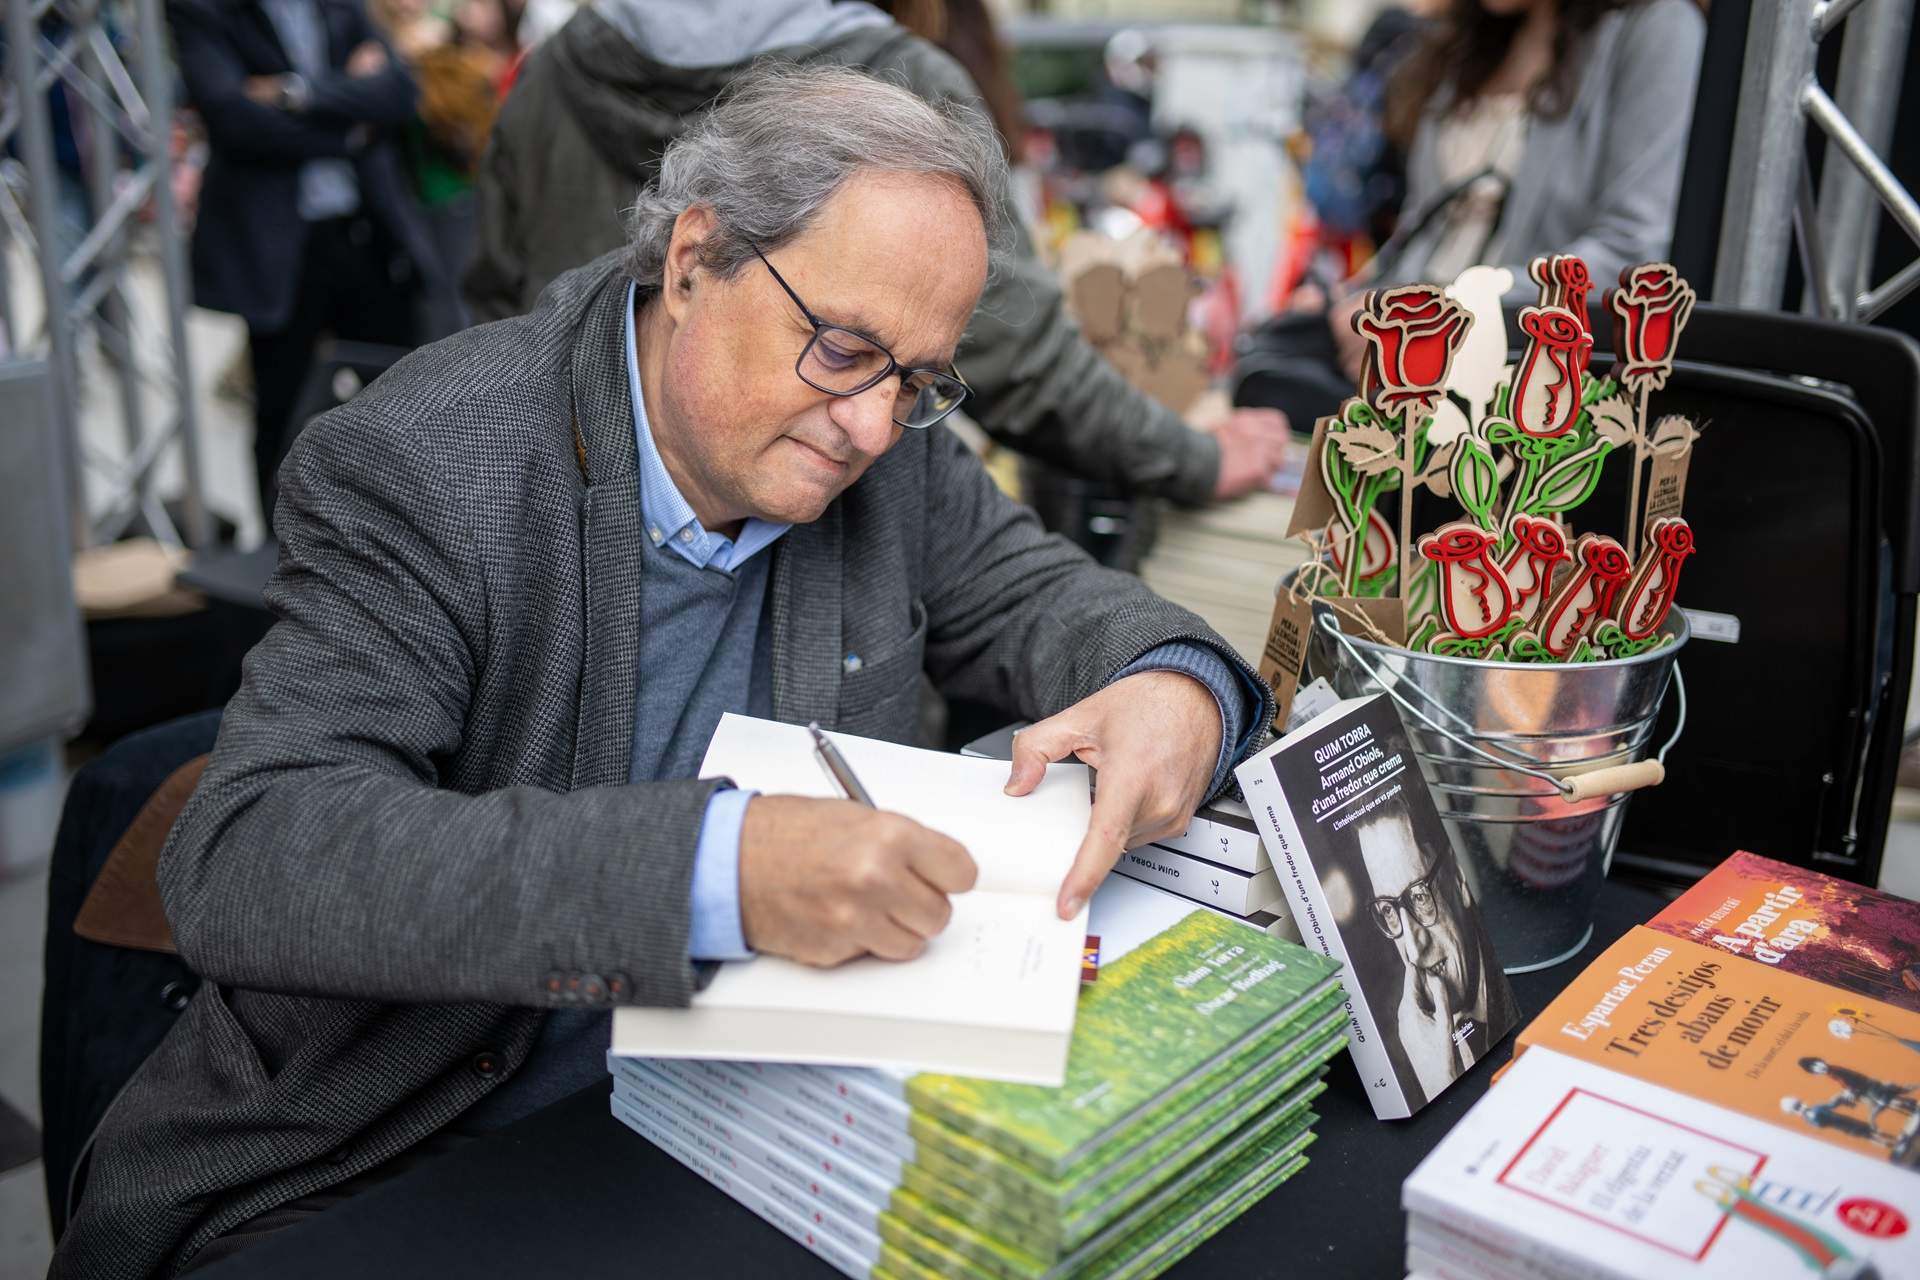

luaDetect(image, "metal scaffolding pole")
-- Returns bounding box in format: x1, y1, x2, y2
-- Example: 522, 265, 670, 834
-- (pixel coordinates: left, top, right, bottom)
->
5, 0, 86, 547
0, 0, 210, 550
1813, 0, 1913, 316
1713, 0, 1920, 322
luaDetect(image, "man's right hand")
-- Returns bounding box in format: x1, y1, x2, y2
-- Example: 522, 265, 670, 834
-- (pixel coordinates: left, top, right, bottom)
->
1209, 407, 1293, 500
738, 795, 978, 967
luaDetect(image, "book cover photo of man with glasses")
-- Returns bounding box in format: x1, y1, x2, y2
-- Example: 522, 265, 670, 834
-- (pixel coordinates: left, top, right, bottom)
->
1353, 804, 1519, 1109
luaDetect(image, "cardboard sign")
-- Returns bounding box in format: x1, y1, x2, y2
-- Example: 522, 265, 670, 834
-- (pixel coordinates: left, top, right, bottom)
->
1286, 413, 1339, 539
1344, 595, 1409, 649
1644, 447, 1691, 524
1257, 591, 1314, 731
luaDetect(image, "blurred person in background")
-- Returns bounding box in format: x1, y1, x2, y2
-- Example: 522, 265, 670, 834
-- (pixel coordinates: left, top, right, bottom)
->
464, 0, 1292, 506
372, 0, 522, 336
170, 0, 438, 521
1264, 0, 1703, 408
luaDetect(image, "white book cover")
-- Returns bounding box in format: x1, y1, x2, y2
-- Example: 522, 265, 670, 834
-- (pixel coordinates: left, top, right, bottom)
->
613, 714, 1092, 1085
959, 722, 1268, 874
1404, 1048, 1920, 1279
1235, 694, 1517, 1119
1114, 843, 1280, 915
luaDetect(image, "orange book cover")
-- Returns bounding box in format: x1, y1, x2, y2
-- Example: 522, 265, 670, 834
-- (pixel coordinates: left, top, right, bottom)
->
1518, 926, 1920, 1173
1647, 850, 1920, 1014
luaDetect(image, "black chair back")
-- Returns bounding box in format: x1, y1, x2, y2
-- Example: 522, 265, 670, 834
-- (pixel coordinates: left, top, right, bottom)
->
40, 710, 219, 1237
1499, 301, 1920, 886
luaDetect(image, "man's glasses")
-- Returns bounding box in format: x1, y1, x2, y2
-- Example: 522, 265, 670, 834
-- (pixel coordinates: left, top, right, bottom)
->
753, 247, 970, 430
1368, 862, 1451, 939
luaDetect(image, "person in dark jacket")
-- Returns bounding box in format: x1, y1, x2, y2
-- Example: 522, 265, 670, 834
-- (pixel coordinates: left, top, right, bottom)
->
170, 0, 439, 518
464, 0, 1291, 505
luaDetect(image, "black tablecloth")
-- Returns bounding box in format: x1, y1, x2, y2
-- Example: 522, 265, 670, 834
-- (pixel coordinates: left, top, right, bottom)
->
202, 880, 1668, 1279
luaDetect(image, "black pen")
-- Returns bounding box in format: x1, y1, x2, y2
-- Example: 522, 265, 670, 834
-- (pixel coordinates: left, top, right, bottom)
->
809, 722, 874, 807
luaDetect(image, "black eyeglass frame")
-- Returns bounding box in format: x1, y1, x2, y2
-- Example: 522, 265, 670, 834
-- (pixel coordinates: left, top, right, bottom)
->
1367, 857, 1456, 940
751, 246, 970, 430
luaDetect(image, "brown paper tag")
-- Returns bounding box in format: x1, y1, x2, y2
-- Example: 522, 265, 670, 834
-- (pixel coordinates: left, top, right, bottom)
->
1345, 595, 1409, 648
1285, 414, 1338, 539
1258, 591, 1314, 730
1645, 447, 1691, 523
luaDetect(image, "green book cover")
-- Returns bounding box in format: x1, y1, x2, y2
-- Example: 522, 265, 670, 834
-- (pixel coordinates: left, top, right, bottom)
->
878, 1106, 1318, 1280
904, 1036, 1337, 1259
904, 1070, 1326, 1261
901, 996, 1343, 1215
906, 910, 1342, 1177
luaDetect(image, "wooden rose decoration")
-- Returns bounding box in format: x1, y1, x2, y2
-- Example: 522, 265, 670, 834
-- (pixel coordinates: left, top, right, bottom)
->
1353, 286, 1473, 418
1418, 521, 1518, 641
1508, 307, 1594, 440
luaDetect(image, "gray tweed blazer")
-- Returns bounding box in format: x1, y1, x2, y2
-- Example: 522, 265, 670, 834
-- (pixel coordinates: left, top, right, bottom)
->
53, 253, 1267, 1278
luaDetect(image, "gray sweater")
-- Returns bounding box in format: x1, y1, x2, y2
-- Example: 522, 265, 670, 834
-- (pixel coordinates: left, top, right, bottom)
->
1381, 0, 1706, 297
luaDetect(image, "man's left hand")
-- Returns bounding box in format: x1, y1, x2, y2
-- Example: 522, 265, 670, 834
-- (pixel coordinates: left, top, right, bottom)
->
1004, 671, 1222, 920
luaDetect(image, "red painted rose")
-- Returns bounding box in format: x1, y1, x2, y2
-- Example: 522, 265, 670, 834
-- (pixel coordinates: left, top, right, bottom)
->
1610, 263, 1696, 394
1353, 286, 1472, 417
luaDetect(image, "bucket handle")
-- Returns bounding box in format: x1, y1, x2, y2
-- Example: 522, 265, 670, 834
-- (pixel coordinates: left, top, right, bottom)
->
1314, 611, 1687, 800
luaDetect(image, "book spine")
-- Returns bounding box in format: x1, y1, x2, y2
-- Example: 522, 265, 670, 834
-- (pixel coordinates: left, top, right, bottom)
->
790, 1063, 913, 1119
612, 1065, 888, 1230
1402, 1188, 1619, 1280
610, 1092, 875, 1280
1242, 769, 1412, 1119
1113, 845, 1280, 915
615, 1058, 899, 1210
765, 1065, 920, 1162
1111, 872, 1304, 944
1147, 807, 1268, 874
688, 1059, 908, 1179
611, 1086, 883, 1263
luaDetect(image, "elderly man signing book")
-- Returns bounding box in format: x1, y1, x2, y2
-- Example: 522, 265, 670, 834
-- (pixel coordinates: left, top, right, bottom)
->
54, 65, 1271, 1279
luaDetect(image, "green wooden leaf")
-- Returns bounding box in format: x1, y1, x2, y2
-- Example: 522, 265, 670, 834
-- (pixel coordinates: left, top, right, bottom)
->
1451, 438, 1500, 526
1531, 444, 1615, 514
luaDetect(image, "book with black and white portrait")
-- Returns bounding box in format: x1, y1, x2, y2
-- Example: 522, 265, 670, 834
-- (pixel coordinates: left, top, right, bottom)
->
1235, 693, 1518, 1119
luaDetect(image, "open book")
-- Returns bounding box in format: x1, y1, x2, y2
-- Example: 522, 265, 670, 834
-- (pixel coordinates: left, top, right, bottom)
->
611, 714, 1094, 1085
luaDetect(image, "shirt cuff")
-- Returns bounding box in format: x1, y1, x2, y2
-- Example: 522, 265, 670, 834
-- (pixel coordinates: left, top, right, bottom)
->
687, 787, 755, 961
1109, 641, 1263, 796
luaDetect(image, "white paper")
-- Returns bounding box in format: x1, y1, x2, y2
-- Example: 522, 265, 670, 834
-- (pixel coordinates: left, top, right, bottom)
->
700, 713, 1091, 898
612, 715, 1095, 1082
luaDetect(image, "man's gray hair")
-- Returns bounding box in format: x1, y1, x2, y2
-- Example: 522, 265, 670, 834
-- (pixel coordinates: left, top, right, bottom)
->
623, 63, 1013, 290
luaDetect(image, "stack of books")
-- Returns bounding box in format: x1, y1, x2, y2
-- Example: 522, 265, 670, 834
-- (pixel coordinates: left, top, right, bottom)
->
609, 899, 1347, 1279
1404, 851, 1920, 1277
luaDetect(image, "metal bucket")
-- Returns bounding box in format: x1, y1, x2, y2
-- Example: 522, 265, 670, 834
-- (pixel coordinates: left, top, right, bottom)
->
1308, 609, 1687, 973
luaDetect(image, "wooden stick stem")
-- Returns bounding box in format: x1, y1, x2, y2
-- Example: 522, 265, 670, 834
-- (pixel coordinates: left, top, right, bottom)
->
1624, 385, 1649, 558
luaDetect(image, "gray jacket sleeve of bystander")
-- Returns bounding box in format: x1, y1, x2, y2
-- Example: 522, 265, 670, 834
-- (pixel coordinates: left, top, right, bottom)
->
869, 37, 1223, 506
157, 403, 716, 1010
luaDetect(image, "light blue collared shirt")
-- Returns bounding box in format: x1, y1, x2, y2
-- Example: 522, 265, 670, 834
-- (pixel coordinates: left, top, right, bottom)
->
626, 283, 784, 961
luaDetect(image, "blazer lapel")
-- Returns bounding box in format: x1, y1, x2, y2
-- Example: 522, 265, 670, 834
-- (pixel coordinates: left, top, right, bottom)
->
238, 0, 294, 73
769, 499, 842, 729
570, 277, 644, 789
